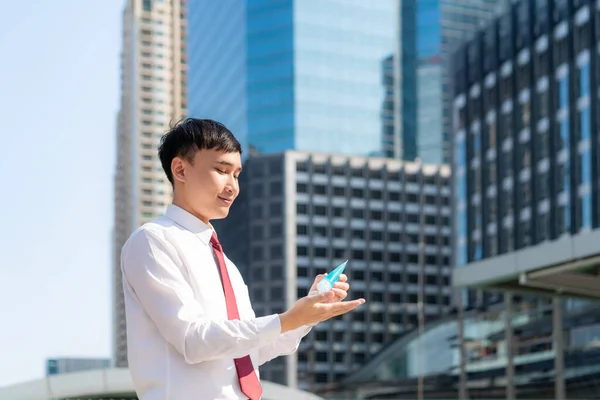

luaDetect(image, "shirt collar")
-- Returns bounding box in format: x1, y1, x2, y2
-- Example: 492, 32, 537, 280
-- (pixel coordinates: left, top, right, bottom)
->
165, 204, 214, 245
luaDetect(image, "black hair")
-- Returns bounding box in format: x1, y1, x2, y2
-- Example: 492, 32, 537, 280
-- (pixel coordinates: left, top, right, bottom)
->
158, 118, 242, 185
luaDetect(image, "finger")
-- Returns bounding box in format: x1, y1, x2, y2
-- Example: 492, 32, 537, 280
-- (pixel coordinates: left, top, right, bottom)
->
325, 298, 365, 316
333, 281, 349, 291
314, 274, 325, 283
338, 274, 348, 283
331, 288, 348, 300
309, 290, 334, 304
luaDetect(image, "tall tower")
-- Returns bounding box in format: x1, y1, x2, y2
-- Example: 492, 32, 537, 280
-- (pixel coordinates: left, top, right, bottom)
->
112, 0, 186, 367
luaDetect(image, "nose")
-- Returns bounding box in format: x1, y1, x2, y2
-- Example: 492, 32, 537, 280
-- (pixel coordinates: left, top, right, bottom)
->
225, 174, 238, 195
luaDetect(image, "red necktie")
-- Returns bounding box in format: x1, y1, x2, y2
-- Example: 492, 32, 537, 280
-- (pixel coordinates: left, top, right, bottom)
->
210, 232, 263, 400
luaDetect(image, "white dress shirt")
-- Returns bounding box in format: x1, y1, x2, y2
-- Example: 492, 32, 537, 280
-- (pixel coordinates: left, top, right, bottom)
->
121, 204, 312, 400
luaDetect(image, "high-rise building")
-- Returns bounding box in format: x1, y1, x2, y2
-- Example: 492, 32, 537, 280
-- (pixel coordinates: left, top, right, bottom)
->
448, 4, 600, 398
439, 0, 510, 162
452, 0, 600, 266
188, 0, 398, 157
112, 0, 187, 367
451, 0, 600, 303
186, 1, 247, 152
383, 0, 509, 163
214, 151, 453, 389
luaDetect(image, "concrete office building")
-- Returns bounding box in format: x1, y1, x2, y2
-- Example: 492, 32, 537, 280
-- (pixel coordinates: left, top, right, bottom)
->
215, 151, 453, 390
112, 0, 187, 367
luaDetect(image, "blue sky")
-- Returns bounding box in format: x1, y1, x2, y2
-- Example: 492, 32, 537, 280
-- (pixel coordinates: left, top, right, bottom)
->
0, 1, 121, 386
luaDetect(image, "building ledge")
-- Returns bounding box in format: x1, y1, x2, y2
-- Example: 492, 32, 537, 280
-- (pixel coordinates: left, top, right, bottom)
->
452, 229, 600, 299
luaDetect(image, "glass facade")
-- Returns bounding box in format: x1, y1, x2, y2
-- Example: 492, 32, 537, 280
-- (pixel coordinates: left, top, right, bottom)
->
246, 0, 295, 153
451, 0, 599, 267
390, 0, 507, 164
440, 0, 510, 164
292, 0, 397, 156
187, 1, 248, 151
188, 0, 508, 161
577, 49, 592, 231
416, 0, 443, 163
189, 0, 397, 157
400, 0, 418, 161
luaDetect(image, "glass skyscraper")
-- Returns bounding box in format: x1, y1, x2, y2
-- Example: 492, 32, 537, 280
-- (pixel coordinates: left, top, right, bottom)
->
189, 0, 397, 157
440, 0, 510, 163
382, 0, 509, 163
451, 0, 599, 267
417, 0, 444, 163
187, 1, 248, 152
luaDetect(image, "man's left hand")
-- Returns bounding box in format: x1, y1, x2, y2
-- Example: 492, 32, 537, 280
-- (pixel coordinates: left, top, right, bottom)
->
309, 274, 350, 303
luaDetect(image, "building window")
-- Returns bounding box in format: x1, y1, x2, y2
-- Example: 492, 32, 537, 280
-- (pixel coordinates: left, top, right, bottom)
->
557, 204, 570, 235
252, 247, 263, 261
352, 209, 364, 219
503, 225, 514, 253
558, 74, 568, 109
488, 122, 497, 148
270, 246, 282, 259
580, 193, 592, 230
313, 185, 326, 195
537, 131, 549, 160
580, 107, 591, 142
270, 181, 282, 196
314, 226, 327, 237
315, 205, 327, 216
537, 212, 550, 242
538, 172, 549, 199
333, 207, 344, 217
252, 225, 263, 239
521, 100, 531, 129
538, 89, 549, 117
579, 63, 590, 97
297, 183, 307, 193
554, 160, 566, 194
519, 219, 532, 248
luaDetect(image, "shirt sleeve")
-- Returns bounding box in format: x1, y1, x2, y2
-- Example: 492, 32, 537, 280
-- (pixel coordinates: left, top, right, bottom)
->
121, 228, 281, 364
258, 325, 313, 366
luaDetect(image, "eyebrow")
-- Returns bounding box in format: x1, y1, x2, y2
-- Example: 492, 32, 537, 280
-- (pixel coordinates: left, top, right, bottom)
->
215, 160, 243, 172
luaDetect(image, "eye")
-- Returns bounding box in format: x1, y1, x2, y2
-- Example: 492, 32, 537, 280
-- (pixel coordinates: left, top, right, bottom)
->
215, 168, 226, 174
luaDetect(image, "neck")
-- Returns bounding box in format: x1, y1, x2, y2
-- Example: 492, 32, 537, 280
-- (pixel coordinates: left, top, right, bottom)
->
172, 193, 211, 226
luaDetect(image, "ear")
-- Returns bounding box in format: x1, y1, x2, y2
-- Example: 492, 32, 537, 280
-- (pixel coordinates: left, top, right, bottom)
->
171, 157, 186, 184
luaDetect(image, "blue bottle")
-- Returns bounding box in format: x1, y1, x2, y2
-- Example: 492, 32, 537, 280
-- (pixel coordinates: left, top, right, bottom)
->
316, 260, 348, 293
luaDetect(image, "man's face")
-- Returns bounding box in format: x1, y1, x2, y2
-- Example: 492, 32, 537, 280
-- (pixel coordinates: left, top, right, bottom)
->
173, 148, 242, 223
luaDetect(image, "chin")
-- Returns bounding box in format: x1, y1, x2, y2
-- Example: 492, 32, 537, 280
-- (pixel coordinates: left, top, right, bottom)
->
212, 209, 230, 220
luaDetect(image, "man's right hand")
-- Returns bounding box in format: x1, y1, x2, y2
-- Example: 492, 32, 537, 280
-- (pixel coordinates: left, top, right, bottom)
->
278, 291, 366, 333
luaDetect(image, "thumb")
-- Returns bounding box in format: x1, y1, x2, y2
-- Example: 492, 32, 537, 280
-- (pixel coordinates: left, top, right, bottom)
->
310, 291, 333, 304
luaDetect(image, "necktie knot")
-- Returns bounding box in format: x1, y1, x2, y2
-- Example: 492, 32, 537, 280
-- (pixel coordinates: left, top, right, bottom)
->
210, 232, 222, 250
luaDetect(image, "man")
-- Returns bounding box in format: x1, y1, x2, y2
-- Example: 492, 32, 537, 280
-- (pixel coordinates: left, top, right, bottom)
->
121, 118, 365, 400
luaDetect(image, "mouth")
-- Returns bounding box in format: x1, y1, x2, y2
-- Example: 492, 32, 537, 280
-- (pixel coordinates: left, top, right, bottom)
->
218, 196, 233, 206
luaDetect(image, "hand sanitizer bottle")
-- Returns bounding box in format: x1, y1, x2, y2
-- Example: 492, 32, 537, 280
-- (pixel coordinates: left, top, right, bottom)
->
317, 260, 348, 294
